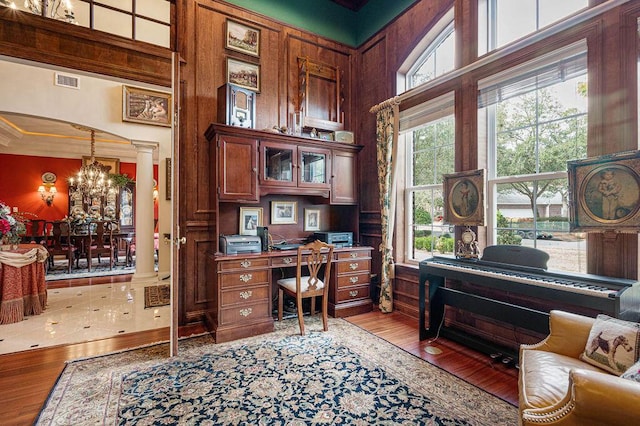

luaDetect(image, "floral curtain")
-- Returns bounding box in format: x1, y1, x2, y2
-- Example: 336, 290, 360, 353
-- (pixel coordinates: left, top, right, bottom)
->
371, 97, 401, 313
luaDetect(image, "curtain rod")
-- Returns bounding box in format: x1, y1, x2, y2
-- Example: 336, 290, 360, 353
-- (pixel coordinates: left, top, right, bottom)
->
369, 0, 631, 112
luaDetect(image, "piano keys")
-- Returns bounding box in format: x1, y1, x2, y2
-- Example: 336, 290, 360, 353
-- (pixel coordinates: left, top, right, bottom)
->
418, 245, 640, 360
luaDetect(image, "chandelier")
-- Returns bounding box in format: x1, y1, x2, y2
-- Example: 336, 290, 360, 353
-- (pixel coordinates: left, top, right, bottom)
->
69, 127, 113, 205
0, 1, 76, 24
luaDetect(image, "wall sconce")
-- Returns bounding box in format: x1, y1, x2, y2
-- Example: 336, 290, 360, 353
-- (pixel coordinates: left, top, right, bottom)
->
39, 172, 57, 206
153, 179, 158, 201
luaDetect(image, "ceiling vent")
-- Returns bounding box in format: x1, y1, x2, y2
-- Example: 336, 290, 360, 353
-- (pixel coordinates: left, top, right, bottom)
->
54, 72, 80, 89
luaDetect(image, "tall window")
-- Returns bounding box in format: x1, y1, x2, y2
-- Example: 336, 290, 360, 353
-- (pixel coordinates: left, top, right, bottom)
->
478, 42, 588, 273
401, 94, 455, 261
407, 22, 455, 88
478, 0, 588, 54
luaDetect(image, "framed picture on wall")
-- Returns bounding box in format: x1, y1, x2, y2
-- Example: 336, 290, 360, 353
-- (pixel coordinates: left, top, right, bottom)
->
304, 209, 320, 231
122, 85, 172, 127
83, 156, 120, 174
568, 150, 640, 232
239, 207, 263, 235
443, 169, 485, 226
226, 57, 260, 92
225, 19, 260, 57
271, 201, 297, 225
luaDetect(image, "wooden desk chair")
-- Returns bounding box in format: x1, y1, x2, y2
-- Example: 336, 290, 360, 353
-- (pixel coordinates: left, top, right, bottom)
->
86, 220, 116, 271
277, 240, 334, 335
45, 220, 77, 273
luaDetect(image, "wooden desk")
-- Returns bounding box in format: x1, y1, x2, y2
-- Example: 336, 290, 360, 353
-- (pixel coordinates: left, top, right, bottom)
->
209, 246, 372, 343
0, 244, 49, 324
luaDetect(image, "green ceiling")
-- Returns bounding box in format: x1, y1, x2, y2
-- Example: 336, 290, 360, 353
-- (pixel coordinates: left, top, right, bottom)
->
224, 0, 416, 47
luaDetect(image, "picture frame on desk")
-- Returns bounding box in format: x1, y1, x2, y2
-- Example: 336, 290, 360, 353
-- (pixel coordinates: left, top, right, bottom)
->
271, 201, 297, 225
568, 150, 640, 232
304, 209, 320, 231
239, 207, 263, 235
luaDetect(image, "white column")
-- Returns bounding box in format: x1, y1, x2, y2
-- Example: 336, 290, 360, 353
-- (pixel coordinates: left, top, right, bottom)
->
132, 140, 158, 281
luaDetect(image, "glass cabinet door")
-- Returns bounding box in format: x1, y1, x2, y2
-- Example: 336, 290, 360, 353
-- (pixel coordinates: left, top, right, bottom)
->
299, 148, 330, 188
261, 142, 296, 186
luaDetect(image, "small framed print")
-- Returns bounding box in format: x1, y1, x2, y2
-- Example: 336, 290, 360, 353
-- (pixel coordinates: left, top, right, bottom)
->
443, 169, 485, 226
227, 57, 260, 92
568, 150, 640, 232
122, 85, 172, 127
271, 201, 297, 225
225, 19, 260, 57
83, 156, 119, 174
304, 209, 320, 231
239, 207, 263, 235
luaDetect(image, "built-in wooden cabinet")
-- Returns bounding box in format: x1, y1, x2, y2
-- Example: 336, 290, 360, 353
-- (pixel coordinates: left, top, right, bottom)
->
329, 248, 372, 317
205, 124, 360, 203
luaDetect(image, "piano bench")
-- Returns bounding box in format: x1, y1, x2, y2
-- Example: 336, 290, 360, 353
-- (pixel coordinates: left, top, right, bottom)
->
518, 310, 640, 425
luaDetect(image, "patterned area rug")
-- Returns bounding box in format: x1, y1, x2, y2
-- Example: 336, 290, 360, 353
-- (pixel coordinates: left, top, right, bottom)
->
36, 318, 517, 425
143, 284, 170, 308
46, 258, 135, 281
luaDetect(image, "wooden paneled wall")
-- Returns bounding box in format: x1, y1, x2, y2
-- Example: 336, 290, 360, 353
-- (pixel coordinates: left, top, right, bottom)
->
176, 0, 356, 324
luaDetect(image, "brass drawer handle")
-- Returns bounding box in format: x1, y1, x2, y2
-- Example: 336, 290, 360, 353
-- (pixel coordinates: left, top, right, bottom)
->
283, 257, 293, 264
239, 308, 253, 317
350, 252, 358, 258
349, 290, 359, 297
240, 273, 253, 282
350, 276, 359, 283
240, 290, 253, 299
349, 263, 358, 270
240, 260, 251, 268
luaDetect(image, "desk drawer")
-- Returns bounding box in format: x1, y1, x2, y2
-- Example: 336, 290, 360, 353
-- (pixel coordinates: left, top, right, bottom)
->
337, 250, 371, 260
220, 270, 269, 288
336, 285, 370, 302
220, 301, 270, 325
336, 272, 370, 289
218, 258, 269, 271
221, 285, 270, 307
272, 256, 297, 267
336, 259, 370, 274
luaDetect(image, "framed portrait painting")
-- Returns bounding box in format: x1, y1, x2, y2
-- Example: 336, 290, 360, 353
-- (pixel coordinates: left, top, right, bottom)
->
225, 19, 260, 57
226, 57, 260, 92
568, 150, 640, 232
304, 209, 320, 231
271, 201, 297, 225
122, 85, 172, 127
239, 207, 263, 235
443, 169, 485, 226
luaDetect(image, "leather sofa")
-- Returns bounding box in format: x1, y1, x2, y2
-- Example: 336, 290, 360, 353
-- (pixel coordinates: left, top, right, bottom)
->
518, 310, 640, 425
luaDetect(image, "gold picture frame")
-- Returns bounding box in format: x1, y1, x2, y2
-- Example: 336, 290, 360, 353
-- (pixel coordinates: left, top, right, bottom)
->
239, 207, 263, 235
271, 201, 297, 225
226, 57, 260, 93
443, 169, 485, 226
122, 85, 172, 127
83, 156, 119, 174
568, 150, 640, 232
225, 19, 260, 58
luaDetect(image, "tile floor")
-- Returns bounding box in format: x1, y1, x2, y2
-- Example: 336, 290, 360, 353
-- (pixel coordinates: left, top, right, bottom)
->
0, 280, 170, 355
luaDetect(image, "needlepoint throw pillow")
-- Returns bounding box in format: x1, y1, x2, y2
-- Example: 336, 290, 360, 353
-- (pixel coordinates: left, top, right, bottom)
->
580, 314, 640, 375
621, 359, 640, 383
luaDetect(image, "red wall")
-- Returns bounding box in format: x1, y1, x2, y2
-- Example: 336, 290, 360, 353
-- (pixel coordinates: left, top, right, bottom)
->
0, 153, 157, 222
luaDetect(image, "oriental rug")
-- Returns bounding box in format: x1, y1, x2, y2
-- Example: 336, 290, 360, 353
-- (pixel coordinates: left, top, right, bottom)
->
36, 318, 517, 425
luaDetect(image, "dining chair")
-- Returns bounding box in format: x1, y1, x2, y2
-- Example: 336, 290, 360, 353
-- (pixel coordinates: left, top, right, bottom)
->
45, 220, 77, 273
23, 219, 48, 244
277, 240, 334, 335
86, 220, 116, 271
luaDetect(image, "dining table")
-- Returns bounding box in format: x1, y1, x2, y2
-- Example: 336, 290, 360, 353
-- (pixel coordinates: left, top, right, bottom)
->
0, 243, 49, 324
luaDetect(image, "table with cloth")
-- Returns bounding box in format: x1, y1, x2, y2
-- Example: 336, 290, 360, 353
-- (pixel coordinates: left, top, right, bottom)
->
0, 244, 49, 324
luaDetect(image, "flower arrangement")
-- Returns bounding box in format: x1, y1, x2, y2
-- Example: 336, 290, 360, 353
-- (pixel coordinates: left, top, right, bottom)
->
0, 201, 26, 245
66, 209, 103, 226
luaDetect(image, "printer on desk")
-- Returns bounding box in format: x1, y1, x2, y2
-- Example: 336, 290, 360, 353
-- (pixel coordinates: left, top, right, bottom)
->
219, 234, 262, 254
313, 231, 353, 248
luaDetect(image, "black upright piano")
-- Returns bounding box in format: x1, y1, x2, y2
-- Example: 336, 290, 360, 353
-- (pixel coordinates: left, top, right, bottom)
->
419, 245, 640, 360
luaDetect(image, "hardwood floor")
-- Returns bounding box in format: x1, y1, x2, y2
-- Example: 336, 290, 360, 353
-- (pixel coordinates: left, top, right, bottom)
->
0, 307, 518, 426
